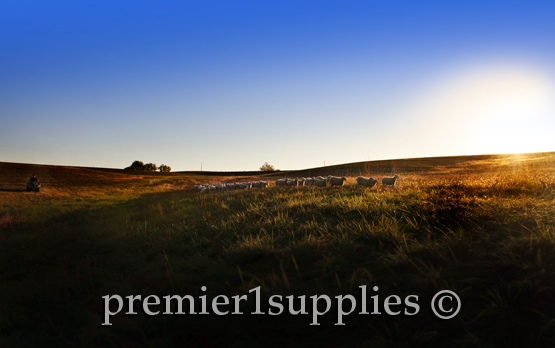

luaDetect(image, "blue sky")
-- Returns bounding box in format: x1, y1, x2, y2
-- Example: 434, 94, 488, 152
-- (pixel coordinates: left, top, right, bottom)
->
1, 0, 554, 171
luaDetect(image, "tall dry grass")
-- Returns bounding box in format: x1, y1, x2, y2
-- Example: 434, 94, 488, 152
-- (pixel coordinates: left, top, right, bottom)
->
1, 153, 554, 347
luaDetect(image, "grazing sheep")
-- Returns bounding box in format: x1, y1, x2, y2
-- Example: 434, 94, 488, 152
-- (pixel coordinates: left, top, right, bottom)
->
381, 174, 400, 187
252, 180, 268, 188
313, 178, 327, 187
276, 179, 287, 187
356, 176, 379, 188
198, 186, 210, 203
286, 178, 298, 187
304, 177, 315, 187
328, 176, 347, 187
297, 177, 305, 186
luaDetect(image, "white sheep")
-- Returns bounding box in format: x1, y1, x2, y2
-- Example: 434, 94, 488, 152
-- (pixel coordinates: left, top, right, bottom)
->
286, 178, 298, 187
276, 179, 287, 187
328, 176, 347, 187
237, 183, 250, 190
251, 180, 267, 188
381, 174, 400, 187
356, 176, 379, 188
198, 186, 210, 203
313, 177, 327, 187
304, 177, 315, 187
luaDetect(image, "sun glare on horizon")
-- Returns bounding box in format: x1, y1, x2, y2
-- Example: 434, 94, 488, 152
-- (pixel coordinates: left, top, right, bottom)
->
470, 66, 553, 154
403, 60, 555, 157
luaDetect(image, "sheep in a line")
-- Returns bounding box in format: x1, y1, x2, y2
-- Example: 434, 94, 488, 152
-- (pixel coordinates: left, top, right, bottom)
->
328, 175, 347, 187
286, 178, 298, 187
236, 183, 250, 190
356, 176, 379, 188
276, 179, 287, 187
313, 177, 327, 187
304, 177, 315, 187
251, 180, 269, 188
197, 186, 211, 203
252, 181, 268, 188
196, 179, 270, 193
381, 174, 400, 188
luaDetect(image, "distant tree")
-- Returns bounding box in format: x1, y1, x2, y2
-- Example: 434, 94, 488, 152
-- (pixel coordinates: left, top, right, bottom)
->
127, 160, 145, 170
159, 164, 171, 172
259, 162, 276, 171
144, 163, 158, 171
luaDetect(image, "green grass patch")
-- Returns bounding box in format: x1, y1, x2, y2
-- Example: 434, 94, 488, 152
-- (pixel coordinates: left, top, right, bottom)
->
1, 155, 555, 347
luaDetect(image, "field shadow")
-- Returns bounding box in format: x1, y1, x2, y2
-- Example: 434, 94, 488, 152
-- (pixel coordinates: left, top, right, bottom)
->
0, 188, 28, 192
0, 191, 378, 347
2, 188, 553, 347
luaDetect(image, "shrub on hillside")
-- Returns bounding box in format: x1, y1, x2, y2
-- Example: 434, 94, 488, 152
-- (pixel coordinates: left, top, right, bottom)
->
125, 160, 145, 170
144, 163, 157, 171
259, 162, 276, 171
159, 164, 171, 172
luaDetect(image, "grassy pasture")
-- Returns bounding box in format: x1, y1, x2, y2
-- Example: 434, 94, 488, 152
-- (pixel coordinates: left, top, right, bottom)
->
1, 153, 555, 347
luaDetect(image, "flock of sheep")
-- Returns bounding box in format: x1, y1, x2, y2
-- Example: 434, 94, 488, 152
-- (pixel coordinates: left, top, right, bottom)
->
194, 175, 400, 199
194, 180, 269, 195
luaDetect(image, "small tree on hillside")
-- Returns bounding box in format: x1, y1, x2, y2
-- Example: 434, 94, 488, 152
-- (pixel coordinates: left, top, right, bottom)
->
259, 162, 275, 171
144, 163, 158, 171
129, 160, 145, 170
159, 164, 171, 172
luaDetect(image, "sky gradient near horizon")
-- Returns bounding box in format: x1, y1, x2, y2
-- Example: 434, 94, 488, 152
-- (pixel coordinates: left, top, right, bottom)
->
1, 0, 555, 171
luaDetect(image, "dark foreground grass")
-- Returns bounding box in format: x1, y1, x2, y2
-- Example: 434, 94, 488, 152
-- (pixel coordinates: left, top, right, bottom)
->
1, 155, 555, 347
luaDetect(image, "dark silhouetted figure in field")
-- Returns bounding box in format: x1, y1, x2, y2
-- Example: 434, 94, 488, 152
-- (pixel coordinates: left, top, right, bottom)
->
27, 174, 41, 192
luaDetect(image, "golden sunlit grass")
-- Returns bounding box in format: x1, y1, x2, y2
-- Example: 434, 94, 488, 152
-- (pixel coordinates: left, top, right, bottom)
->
1, 153, 554, 347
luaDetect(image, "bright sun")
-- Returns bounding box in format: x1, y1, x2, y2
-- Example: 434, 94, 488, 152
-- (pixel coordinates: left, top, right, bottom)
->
409, 62, 555, 155
469, 69, 552, 154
